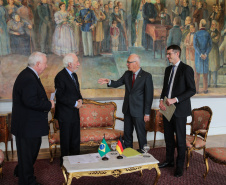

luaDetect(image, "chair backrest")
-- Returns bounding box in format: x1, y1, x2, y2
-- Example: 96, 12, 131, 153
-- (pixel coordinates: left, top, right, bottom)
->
80, 99, 117, 128
191, 106, 212, 138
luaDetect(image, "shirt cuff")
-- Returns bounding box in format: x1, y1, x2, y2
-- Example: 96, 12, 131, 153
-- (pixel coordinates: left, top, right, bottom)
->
108, 80, 111, 86
75, 101, 78, 107
145, 114, 150, 116
175, 97, 179, 103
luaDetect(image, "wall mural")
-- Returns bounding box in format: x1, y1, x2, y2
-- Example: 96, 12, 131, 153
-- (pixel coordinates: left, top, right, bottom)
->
0, 0, 225, 100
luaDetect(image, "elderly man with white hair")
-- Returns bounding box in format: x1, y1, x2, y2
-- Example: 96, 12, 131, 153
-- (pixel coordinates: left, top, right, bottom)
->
54, 53, 83, 166
11, 52, 55, 185
98, 54, 154, 152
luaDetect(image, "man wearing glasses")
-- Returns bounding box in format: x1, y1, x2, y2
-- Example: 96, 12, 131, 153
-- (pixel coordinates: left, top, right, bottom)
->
98, 54, 154, 153
158, 45, 196, 177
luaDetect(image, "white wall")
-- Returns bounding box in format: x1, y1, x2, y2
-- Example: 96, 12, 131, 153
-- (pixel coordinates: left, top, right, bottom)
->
1, 97, 225, 151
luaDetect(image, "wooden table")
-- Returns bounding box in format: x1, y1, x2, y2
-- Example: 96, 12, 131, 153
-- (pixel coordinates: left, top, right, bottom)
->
145, 109, 164, 148
62, 152, 161, 185
0, 112, 13, 161
145, 24, 172, 59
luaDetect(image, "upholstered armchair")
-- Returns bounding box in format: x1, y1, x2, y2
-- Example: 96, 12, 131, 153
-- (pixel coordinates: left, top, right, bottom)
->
203, 147, 226, 177
48, 99, 124, 162
186, 106, 212, 168
0, 149, 4, 178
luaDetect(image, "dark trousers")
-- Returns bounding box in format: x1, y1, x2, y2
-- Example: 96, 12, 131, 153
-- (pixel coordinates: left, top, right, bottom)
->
124, 109, 147, 150
15, 136, 41, 185
59, 120, 80, 164
163, 115, 187, 170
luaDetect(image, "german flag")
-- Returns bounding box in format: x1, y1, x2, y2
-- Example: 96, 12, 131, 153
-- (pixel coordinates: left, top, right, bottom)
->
116, 135, 125, 155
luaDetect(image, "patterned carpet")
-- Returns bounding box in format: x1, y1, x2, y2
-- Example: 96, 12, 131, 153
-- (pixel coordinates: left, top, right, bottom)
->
1, 147, 225, 185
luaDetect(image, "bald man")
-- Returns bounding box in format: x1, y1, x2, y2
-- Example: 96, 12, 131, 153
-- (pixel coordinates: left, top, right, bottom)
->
98, 54, 154, 152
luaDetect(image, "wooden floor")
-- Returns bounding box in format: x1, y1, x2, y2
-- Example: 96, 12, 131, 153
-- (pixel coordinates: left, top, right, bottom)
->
4, 134, 226, 162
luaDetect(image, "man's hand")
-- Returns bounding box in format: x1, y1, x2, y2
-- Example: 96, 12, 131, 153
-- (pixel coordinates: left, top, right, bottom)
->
98, 78, 110, 84
166, 98, 177, 106
159, 100, 166, 111
144, 115, 150, 122
201, 54, 207, 60
50, 100, 55, 109
76, 99, 83, 109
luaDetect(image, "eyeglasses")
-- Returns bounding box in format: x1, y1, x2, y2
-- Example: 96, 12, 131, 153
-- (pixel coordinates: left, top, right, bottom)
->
127, 61, 136, 64
166, 52, 176, 56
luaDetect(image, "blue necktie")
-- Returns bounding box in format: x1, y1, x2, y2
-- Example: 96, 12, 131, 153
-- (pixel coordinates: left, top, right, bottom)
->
71, 74, 79, 90
167, 65, 175, 98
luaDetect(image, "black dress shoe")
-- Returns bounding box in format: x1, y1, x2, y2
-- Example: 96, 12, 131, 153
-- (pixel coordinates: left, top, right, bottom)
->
174, 168, 183, 177
158, 161, 174, 168
14, 165, 19, 177
35, 183, 43, 185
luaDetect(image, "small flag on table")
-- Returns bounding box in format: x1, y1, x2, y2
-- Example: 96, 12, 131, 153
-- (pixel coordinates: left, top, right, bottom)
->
98, 138, 110, 157
116, 135, 125, 155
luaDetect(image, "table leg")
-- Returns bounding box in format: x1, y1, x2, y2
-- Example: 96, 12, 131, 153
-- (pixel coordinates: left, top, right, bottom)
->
154, 165, 161, 185
140, 170, 143, 177
67, 173, 73, 185
62, 166, 68, 185
153, 131, 156, 148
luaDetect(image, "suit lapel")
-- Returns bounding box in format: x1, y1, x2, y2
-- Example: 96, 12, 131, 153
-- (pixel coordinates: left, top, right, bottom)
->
128, 72, 132, 91
27, 67, 45, 92
63, 68, 79, 93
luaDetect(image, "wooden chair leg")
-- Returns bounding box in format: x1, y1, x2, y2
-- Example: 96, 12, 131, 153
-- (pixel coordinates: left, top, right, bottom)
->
203, 147, 206, 163
50, 145, 54, 163
186, 149, 191, 169
203, 156, 209, 178
5, 142, 8, 161
0, 165, 2, 179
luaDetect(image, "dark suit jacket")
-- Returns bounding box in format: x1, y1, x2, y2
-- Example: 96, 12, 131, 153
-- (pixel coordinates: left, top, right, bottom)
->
160, 62, 196, 117
54, 68, 82, 122
109, 69, 153, 117
11, 67, 51, 138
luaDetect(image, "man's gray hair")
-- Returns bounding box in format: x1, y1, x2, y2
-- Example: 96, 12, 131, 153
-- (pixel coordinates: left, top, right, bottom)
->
130, 53, 140, 64
28, 52, 46, 67
63, 53, 76, 68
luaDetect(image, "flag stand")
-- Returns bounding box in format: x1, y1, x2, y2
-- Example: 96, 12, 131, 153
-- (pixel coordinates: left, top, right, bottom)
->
101, 134, 109, 161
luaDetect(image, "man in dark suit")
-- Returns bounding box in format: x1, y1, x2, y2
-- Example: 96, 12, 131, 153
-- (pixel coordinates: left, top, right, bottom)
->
54, 53, 83, 165
98, 54, 154, 152
158, 45, 196, 177
11, 52, 54, 185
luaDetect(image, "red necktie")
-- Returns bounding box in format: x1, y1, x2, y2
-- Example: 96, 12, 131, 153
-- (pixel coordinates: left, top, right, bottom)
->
132, 73, 135, 88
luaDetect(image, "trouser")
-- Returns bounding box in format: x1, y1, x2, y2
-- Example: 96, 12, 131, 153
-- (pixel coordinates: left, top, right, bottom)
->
15, 136, 41, 185
82, 31, 93, 56
163, 115, 187, 170
124, 109, 147, 150
59, 119, 80, 164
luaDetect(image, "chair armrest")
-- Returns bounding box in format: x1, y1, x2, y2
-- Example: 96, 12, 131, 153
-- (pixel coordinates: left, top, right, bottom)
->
115, 117, 124, 122
198, 129, 207, 135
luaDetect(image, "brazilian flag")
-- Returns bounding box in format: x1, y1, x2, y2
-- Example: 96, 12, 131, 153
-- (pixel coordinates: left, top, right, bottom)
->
98, 138, 111, 157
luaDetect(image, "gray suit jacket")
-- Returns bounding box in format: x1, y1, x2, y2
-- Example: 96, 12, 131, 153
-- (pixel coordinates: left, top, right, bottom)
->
108, 68, 153, 117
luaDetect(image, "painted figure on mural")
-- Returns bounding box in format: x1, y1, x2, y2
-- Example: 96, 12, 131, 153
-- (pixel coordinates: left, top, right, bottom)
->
108, 1, 113, 15
110, 5, 127, 51
184, 23, 196, 83
7, 14, 32, 56
37, 0, 53, 54
76, 0, 96, 57
180, 16, 191, 64
219, 23, 226, 67
92, 0, 105, 56
162, 8, 171, 26
0, 0, 11, 56
154, 0, 164, 22
172, 0, 180, 22
208, 4, 216, 28
208, 20, 220, 88
190, 0, 196, 18
52, 2, 78, 56
135, 2, 143, 47
167, 16, 182, 47
102, 3, 110, 52
179, 0, 189, 26
110, 20, 120, 52
142, 0, 157, 50
193, 19, 212, 94
17, 0, 37, 51
5, 0, 18, 18
193, 1, 203, 30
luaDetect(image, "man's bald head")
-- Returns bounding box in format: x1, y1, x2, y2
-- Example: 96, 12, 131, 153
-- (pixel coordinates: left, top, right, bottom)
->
126, 54, 141, 73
